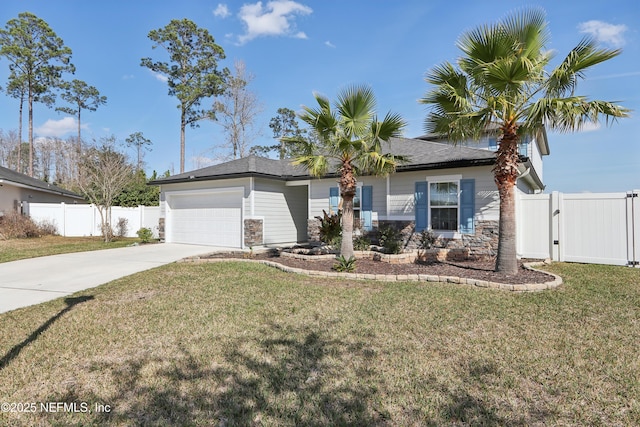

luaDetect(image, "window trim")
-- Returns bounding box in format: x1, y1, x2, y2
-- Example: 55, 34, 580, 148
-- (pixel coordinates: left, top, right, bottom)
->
427, 174, 462, 234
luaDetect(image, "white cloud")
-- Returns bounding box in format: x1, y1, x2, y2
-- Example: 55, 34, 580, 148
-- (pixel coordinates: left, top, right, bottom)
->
122, 74, 135, 80
578, 20, 628, 47
213, 4, 230, 18
238, 0, 312, 44
35, 117, 84, 138
325, 40, 335, 48
578, 121, 601, 133
152, 71, 168, 83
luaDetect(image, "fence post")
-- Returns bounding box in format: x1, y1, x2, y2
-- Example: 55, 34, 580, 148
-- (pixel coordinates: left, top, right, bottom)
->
61, 202, 66, 236
632, 190, 639, 267
551, 191, 561, 262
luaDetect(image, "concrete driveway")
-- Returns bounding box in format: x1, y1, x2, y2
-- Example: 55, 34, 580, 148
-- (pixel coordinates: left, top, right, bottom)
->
0, 243, 226, 314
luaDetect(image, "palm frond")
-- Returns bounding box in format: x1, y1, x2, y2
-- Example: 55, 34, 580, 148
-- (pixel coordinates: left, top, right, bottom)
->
546, 37, 621, 97
291, 154, 330, 177
525, 96, 631, 133
336, 84, 376, 139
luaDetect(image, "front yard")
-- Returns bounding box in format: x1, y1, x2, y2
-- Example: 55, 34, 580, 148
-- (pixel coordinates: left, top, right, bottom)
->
0, 261, 638, 425
0, 236, 140, 263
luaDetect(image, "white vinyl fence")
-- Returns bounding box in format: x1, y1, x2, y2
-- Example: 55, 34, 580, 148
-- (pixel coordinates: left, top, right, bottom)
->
517, 190, 640, 267
28, 203, 160, 238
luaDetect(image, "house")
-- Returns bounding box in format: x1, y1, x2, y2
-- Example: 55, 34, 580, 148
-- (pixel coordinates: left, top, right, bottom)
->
0, 165, 85, 215
150, 131, 549, 256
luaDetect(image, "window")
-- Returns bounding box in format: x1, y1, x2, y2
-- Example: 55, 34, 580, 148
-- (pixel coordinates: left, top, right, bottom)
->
415, 179, 475, 234
429, 182, 458, 231
329, 185, 373, 231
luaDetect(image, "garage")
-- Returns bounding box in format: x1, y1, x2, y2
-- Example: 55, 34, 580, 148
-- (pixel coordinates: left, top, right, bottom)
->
166, 188, 243, 247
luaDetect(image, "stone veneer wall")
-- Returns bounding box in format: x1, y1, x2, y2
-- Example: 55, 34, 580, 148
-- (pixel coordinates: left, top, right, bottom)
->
158, 218, 165, 240
307, 218, 322, 244
244, 219, 263, 247
307, 218, 499, 258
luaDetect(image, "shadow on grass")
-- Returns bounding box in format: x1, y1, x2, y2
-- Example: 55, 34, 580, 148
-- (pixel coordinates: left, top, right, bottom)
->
0, 295, 94, 371
422, 359, 557, 426
50, 321, 388, 426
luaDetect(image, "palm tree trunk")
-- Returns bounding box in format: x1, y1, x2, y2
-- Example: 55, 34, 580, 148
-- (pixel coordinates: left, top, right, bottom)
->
340, 194, 355, 260
494, 125, 520, 275
339, 163, 357, 260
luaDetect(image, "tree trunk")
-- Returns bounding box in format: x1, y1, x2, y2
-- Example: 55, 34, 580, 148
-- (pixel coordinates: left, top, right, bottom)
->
17, 95, 23, 173
180, 108, 186, 173
494, 124, 520, 275
339, 162, 357, 260
28, 89, 34, 177
340, 194, 355, 260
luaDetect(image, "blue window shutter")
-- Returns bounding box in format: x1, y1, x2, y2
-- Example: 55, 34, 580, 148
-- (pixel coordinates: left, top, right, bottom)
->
361, 185, 373, 231
415, 182, 428, 231
459, 179, 475, 234
329, 187, 339, 214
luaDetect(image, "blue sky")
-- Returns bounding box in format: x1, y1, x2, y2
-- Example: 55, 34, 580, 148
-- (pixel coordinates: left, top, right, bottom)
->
0, 0, 638, 193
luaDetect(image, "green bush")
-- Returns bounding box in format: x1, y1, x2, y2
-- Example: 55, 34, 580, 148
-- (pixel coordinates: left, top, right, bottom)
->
333, 255, 356, 272
378, 224, 403, 254
136, 227, 154, 243
316, 210, 341, 246
418, 229, 437, 249
353, 235, 371, 251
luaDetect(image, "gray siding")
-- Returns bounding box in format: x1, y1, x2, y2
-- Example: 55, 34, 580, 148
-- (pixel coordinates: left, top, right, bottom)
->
254, 179, 307, 244
309, 176, 386, 219
308, 169, 499, 222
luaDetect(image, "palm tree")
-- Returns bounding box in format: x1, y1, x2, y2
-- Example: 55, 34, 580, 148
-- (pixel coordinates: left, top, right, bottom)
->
288, 85, 406, 260
420, 8, 629, 275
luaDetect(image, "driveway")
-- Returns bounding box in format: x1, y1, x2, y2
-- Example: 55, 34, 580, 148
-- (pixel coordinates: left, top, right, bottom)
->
0, 243, 226, 314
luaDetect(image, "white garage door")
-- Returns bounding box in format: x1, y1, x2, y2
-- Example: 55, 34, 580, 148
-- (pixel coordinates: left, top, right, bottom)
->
167, 190, 242, 247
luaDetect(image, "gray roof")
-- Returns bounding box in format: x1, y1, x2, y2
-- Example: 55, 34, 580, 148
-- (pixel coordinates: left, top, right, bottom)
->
150, 137, 497, 185
0, 165, 85, 199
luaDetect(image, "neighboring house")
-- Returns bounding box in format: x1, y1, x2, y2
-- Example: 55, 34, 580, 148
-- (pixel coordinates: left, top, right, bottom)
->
150, 131, 549, 255
0, 165, 85, 215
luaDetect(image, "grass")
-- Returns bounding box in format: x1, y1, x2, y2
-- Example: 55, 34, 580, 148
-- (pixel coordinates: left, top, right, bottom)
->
0, 236, 141, 263
0, 261, 638, 426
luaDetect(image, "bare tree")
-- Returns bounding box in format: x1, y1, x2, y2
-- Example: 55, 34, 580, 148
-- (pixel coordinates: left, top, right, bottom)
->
214, 60, 263, 159
35, 137, 56, 182
125, 131, 152, 171
0, 129, 20, 168
76, 136, 134, 242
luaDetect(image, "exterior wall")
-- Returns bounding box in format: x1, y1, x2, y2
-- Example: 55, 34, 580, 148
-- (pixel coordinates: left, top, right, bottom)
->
305, 167, 500, 256
530, 136, 544, 183
253, 178, 307, 244
308, 176, 387, 219
387, 166, 499, 221
244, 218, 263, 247
1, 184, 83, 214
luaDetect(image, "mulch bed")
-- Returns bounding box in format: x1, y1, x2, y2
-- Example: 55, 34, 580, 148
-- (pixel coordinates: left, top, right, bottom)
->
203, 252, 554, 285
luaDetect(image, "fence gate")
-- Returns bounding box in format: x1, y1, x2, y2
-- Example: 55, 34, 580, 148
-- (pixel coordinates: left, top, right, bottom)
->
518, 190, 639, 267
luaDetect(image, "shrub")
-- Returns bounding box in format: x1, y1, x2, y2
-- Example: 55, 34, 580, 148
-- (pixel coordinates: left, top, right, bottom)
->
136, 227, 154, 243
353, 235, 371, 251
115, 217, 129, 238
333, 255, 356, 272
316, 210, 341, 246
378, 224, 403, 254
0, 211, 42, 239
36, 219, 58, 236
418, 229, 437, 250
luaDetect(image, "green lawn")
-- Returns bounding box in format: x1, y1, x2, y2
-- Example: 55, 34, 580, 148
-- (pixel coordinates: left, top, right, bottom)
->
0, 262, 638, 426
0, 236, 141, 263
